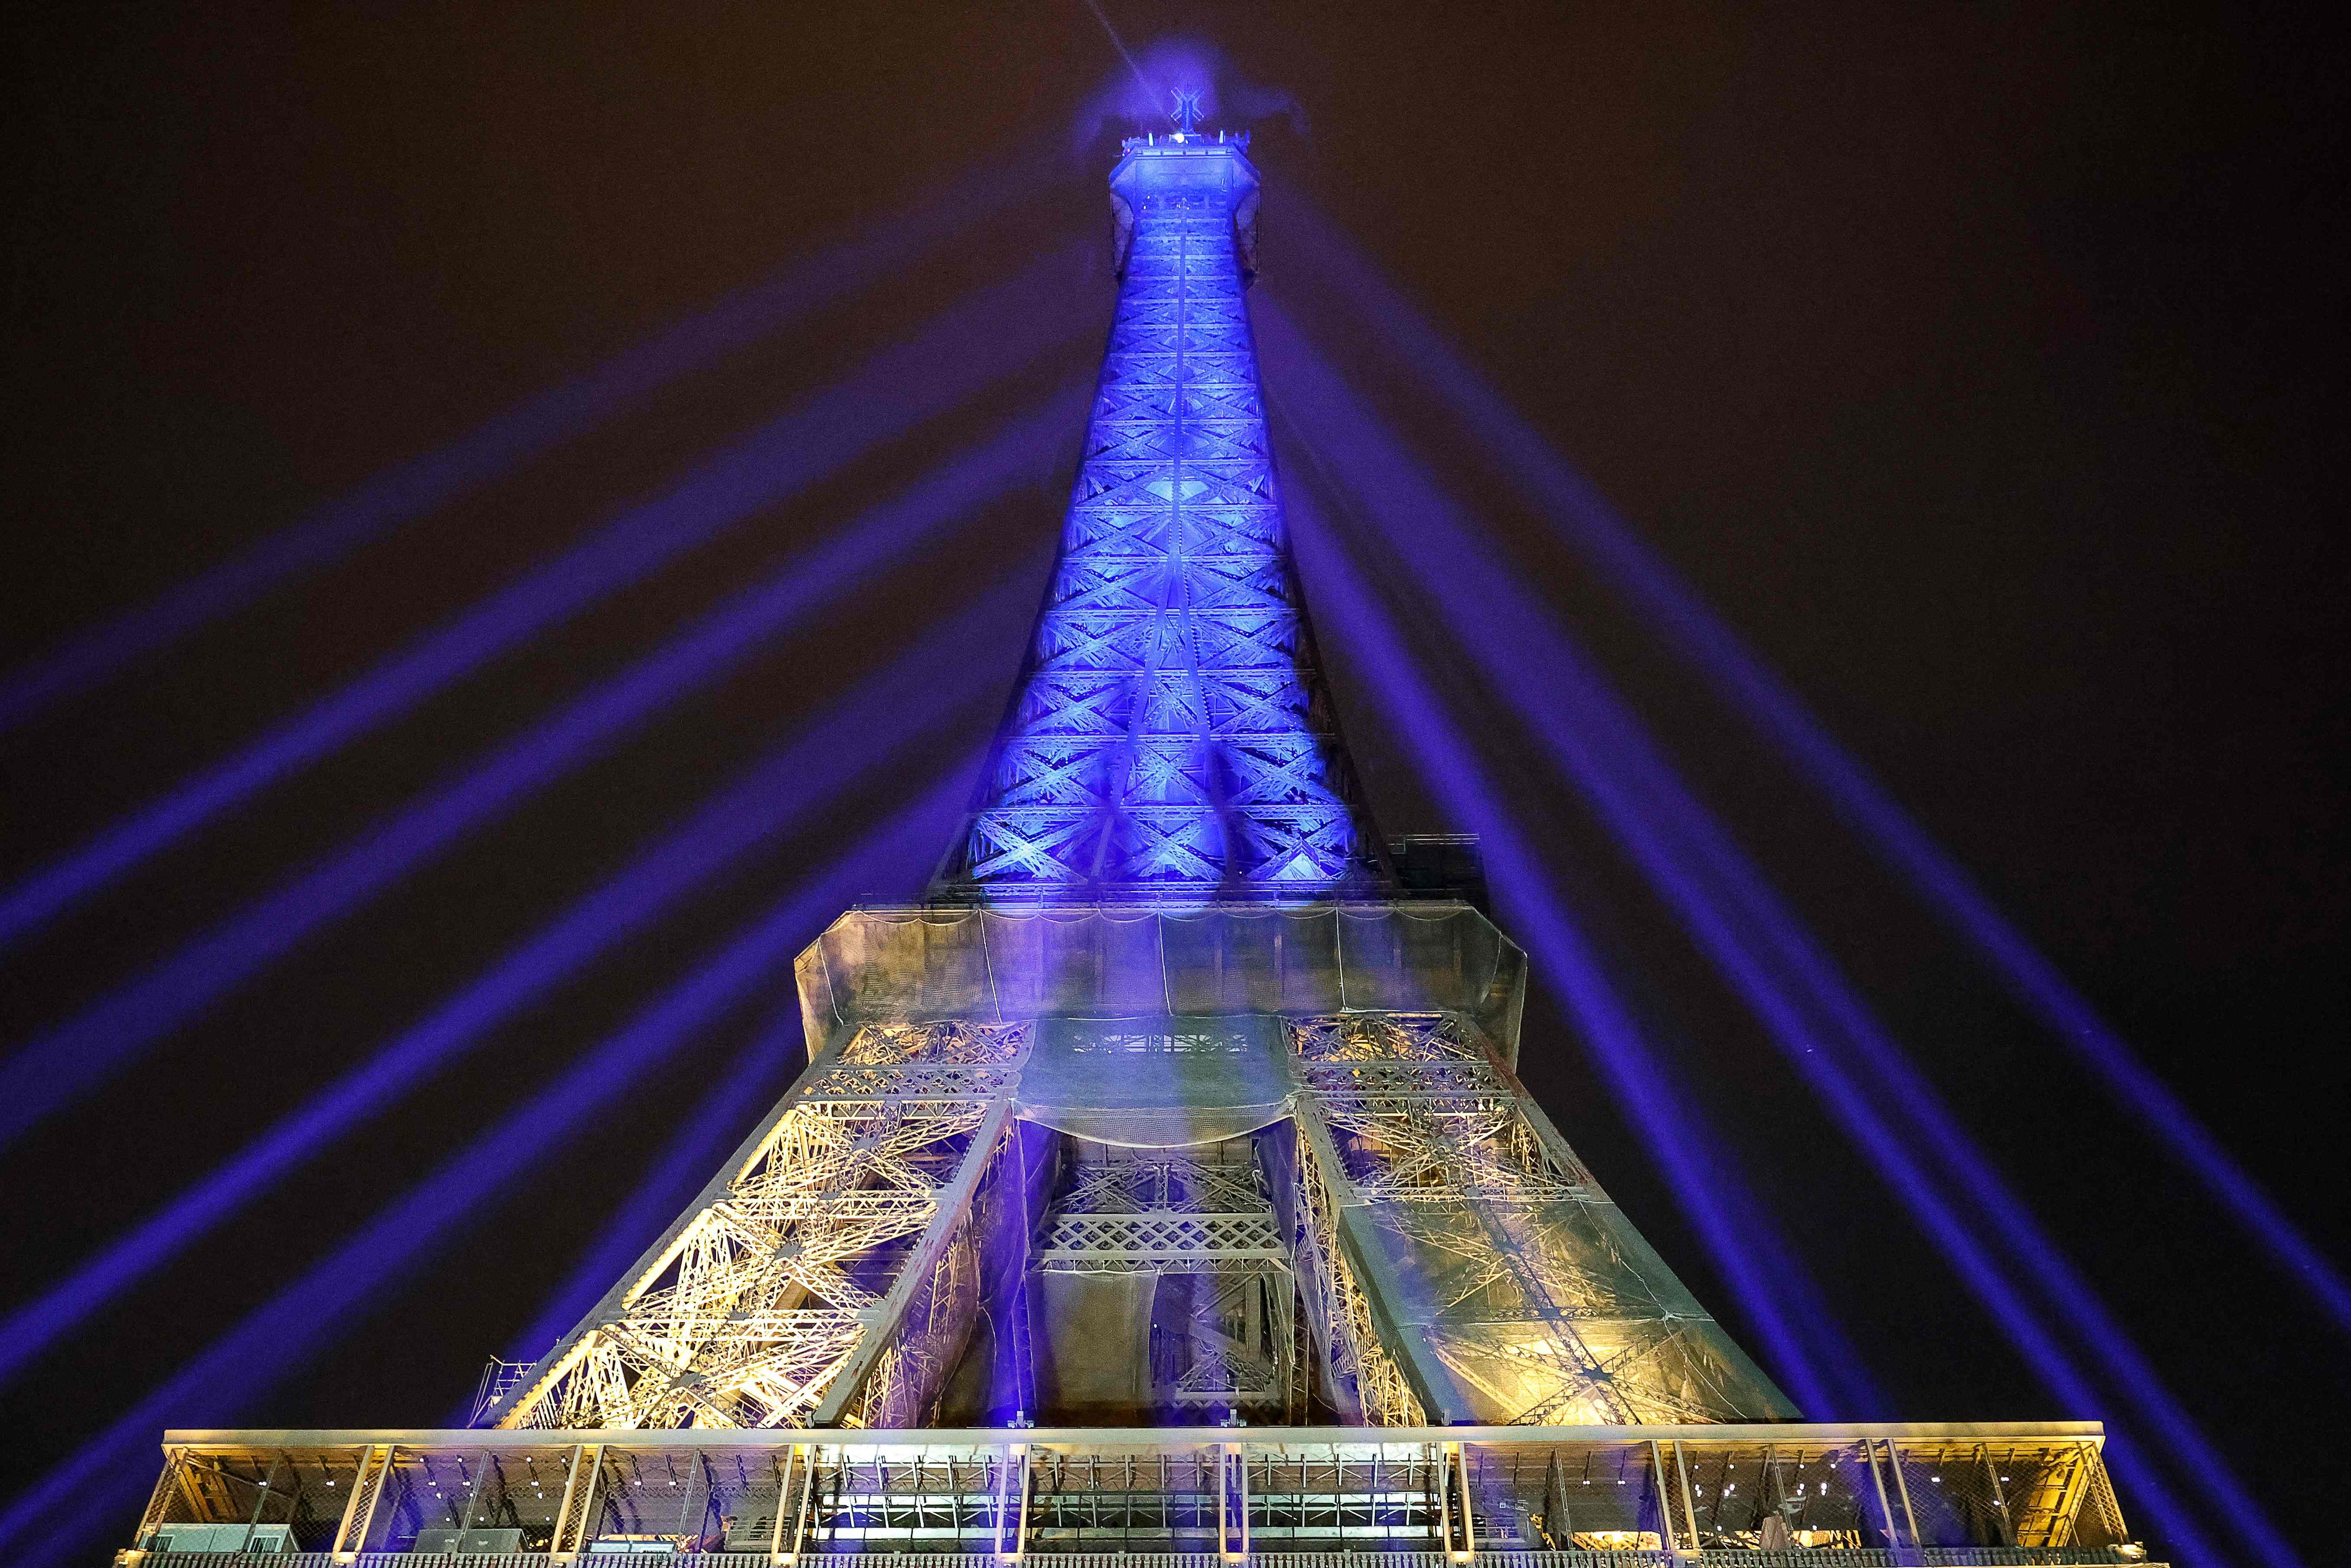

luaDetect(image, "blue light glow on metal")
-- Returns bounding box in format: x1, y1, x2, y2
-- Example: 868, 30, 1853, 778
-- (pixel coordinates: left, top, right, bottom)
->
0, 406, 1070, 1149
0, 255, 1087, 951
0, 794, 962, 1568
935, 134, 1382, 901
1278, 197, 2351, 1343
0, 586, 1030, 1389
0, 158, 1049, 736
1265, 315, 2291, 1566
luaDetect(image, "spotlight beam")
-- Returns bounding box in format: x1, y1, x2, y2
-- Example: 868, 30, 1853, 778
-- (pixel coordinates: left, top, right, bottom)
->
0, 399, 1074, 1149
0, 581, 1028, 1389
1265, 311, 2292, 1566
0, 790, 958, 1568
0, 249, 1089, 951
1293, 458, 2248, 1568
1277, 202, 2351, 1338
1277, 486, 1870, 1424
0, 155, 1051, 735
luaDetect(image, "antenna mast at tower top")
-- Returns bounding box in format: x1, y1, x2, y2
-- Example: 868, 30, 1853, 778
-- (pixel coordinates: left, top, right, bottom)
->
1170, 86, 1204, 135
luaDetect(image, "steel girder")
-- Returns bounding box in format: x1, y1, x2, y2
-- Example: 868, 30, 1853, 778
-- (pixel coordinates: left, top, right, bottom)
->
487, 1022, 1029, 1432
938, 145, 1382, 901
1035, 1150, 1300, 1421
1286, 1011, 1795, 1428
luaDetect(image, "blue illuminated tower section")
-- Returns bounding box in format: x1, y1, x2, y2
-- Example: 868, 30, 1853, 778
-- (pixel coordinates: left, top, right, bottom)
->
935, 126, 1386, 900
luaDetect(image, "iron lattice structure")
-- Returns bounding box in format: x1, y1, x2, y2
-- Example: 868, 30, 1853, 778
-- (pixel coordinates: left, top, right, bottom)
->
484, 996, 1790, 1435
1287, 1013, 1770, 1428
932, 130, 1384, 901
493, 1021, 1030, 1432
110, 113, 2157, 1568
1035, 1152, 1301, 1422
475, 127, 1795, 1445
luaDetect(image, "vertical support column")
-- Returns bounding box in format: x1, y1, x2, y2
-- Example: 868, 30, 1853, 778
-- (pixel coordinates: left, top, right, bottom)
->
1432, 1443, 1454, 1559
1015, 1446, 1035, 1561
456, 1450, 493, 1541
1239, 1445, 1255, 1561
674, 1450, 710, 1541
1448, 1442, 1477, 1563
332, 1443, 395, 1561
769, 1447, 800, 1566
1647, 1440, 1680, 1558
1978, 1444, 2016, 1547
1883, 1437, 1922, 1550
790, 1444, 821, 1562
1218, 1442, 1251, 1562
991, 1446, 1013, 1559
1216, 1444, 1231, 1561
132, 1448, 187, 1554
1672, 1442, 1701, 1555
1864, 1438, 1901, 1552
994, 1443, 1031, 1562
549, 1442, 604, 1564
236, 1454, 286, 1553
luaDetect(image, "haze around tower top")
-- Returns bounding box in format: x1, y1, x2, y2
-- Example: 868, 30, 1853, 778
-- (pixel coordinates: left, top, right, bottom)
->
1066, 34, 1308, 151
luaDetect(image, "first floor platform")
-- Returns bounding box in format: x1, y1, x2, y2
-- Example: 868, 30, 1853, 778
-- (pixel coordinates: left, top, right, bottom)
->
119, 1421, 2156, 1565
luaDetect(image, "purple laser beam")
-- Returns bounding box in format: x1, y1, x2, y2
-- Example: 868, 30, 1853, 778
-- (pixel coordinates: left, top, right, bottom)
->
1268, 317, 2282, 1565
0, 585, 1029, 1389
0, 399, 1074, 1148
0, 249, 1088, 951
0, 787, 959, 1568
1296, 463, 2243, 1568
1283, 481, 1863, 1424
0, 154, 1052, 735
496, 998, 804, 1377
1279, 199, 2351, 1341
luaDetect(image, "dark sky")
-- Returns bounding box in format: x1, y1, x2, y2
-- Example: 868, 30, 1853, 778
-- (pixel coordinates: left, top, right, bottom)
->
1, 3, 2341, 1563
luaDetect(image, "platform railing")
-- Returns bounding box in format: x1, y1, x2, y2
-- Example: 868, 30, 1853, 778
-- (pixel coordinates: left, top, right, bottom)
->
118, 1423, 2157, 1566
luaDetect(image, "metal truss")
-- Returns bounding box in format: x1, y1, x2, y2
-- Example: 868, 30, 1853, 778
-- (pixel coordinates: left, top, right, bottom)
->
937, 140, 1382, 901
1292, 1117, 1428, 1428
1288, 1012, 1792, 1428
1037, 1209, 1285, 1272
481, 1000, 1784, 1434
486, 1022, 1029, 1432
1037, 1150, 1298, 1420
1294, 1013, 1585, 1209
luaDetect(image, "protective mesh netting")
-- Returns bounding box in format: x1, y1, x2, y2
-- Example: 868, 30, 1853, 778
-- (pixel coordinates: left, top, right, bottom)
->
795, 905, 1525, 1058
495, 901, 1785, 1431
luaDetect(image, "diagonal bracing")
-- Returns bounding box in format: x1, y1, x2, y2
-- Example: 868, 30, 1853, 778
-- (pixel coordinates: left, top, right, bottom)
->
490, 1021, 1030, 1431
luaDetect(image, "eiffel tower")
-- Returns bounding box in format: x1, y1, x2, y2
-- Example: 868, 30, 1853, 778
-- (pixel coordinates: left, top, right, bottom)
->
477, 106, 1785, 1443
121, 100, 2153, 1565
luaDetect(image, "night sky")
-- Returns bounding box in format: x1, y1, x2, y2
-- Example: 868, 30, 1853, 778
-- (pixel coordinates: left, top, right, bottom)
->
2, 4, 2342, 1564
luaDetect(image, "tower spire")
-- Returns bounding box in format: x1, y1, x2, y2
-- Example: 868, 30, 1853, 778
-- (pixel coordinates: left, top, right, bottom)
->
934, 126, 1386, 902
